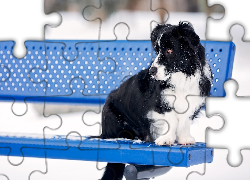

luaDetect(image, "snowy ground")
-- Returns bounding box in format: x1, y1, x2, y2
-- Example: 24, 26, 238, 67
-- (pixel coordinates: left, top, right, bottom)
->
1, 11, 250, 180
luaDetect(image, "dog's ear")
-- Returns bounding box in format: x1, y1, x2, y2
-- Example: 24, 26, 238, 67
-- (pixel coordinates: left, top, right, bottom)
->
151, 24, 168, 53
177, 22, 200, 46
137, 68, 153, 93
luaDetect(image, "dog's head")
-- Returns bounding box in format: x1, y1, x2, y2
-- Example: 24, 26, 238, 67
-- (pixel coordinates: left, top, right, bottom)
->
149, 22, 206, 81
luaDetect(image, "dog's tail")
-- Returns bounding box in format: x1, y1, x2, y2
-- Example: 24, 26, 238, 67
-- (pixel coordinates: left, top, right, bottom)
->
101, 163, 125, 180
89, 135, 101, 138
89, 135, 125, 179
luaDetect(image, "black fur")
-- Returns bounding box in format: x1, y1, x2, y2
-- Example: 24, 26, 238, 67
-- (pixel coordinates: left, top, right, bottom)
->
101, 68, 172, 141
100, 22, 212, 180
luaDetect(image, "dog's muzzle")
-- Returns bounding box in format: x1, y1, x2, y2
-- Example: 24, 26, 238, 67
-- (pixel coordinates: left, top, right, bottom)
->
149, 67, 157, 75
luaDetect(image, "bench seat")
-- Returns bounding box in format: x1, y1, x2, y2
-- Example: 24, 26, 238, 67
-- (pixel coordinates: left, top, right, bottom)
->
0, 133, 213, 167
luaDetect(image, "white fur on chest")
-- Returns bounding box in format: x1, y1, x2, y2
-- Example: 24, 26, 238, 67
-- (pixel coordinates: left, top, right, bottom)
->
163, 71, 203, 113
147, 71, 205, 142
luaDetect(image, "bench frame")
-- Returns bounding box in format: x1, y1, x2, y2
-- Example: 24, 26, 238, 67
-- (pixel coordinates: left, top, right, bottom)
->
0, 40, 235, 179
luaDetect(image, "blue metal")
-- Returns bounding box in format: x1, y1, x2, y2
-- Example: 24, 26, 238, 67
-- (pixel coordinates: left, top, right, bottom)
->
201, 41, 236, 96
0, 134, 213, 167
0, 40, 235, 104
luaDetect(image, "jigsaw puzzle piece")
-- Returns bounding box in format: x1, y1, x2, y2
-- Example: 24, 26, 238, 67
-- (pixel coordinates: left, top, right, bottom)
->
29, 41, 116, 97
207, 0, 250, 41
0, 41, 49, 115
45, 0, 100, 61
36, 40, 115, 148
206, 79, 250, 166
128, 100, 221, 178
31, 158, 103, 180
82, 104, 103, 127
0, 101, 60, 165
34, 38, 119, 164
0, 0, 60, 58
147, 96, 224, 143
189, 149, 250, 180
83, 24, 155, 97
152, 0, 224, 40
0, 132, 94, 180
40, 80, 105, 151
0, 134, 47, 180
83, 0, 167, 40
161, 40, 234, 114
31, 132, 111, 180
82, 105, 111, 172
228, 24, 250, 96
155, 146, 211, 180
162, 93, 200, 114
128, 141, 213, 179
82, 24, 157, 166
0, 40, 60, 172
42, 98, 103, 151
42, 99, 119, 174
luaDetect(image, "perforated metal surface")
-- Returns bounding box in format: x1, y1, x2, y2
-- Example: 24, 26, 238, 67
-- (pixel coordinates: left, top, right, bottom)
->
0, 41, 46, 102
0, 40, 235, 103
202, 41, 235, 96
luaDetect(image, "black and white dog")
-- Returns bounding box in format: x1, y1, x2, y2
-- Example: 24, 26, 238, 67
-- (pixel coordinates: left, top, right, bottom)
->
100, 22, 212, 180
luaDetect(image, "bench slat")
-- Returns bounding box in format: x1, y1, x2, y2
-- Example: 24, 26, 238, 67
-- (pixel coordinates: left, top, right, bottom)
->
0, 134, 213, 167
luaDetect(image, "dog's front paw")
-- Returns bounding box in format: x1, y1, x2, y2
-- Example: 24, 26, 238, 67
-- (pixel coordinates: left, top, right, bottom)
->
155, 134, 176, 145
177, 135, 195, 145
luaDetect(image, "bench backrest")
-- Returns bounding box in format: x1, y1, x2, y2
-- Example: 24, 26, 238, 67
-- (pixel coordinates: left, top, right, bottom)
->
0, 40, 235, 104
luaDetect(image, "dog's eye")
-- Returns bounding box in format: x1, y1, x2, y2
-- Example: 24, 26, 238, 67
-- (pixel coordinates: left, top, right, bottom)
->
166, 48, 173, 54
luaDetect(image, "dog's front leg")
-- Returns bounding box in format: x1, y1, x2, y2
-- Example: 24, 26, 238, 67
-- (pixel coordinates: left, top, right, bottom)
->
176, 115, 195, 145
150, 111, 178, 145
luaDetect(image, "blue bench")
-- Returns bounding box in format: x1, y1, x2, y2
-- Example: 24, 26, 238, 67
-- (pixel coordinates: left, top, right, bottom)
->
0, 40, 235, 178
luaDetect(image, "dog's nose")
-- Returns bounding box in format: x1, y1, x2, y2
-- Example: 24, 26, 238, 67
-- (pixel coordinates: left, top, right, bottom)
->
149, 67, 157, 75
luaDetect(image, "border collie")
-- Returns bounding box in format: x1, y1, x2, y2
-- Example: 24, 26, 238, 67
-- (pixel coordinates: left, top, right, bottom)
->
100, 22, 212, 180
